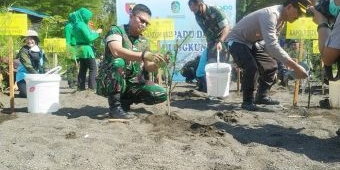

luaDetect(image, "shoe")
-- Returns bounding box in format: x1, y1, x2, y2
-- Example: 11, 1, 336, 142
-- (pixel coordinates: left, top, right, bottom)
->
336, 129, 340, 136
121, 98, 132, 111
197, 77, 207, 93
109, 106, 135, 119
279, 75, 289, 87
68, 80, 77, 89
319, 98, 331, 109
197, 87, 207, 93
121, 102, 131, 111
77, 87, 86, 91
255, 96, 280, 105
241, 101, 258, 111
68, 83, 75, 89
87, 88, 96, 93
323, 79, 329, 85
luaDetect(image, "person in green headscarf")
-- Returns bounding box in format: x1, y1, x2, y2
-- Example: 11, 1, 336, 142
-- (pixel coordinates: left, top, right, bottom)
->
73, 7, 102, 91
64, 11, 78, 88
97, 4, 166, 119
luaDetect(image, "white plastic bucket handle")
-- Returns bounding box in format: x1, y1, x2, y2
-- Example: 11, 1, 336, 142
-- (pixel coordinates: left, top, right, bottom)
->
25, 66, 62, 82
45, 66, 62, 75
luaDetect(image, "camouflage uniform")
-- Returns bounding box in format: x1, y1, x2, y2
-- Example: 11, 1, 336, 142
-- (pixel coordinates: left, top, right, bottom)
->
194, 5, 228, 62
96, 25, 167, 108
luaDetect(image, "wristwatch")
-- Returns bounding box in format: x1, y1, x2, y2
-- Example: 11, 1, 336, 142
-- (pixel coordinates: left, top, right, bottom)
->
317, 23, 330, 31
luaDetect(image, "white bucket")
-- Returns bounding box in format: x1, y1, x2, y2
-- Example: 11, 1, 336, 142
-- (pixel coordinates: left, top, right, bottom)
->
329, 81, 340, 108
205, 62, 231, 97
24, 67, 62, 113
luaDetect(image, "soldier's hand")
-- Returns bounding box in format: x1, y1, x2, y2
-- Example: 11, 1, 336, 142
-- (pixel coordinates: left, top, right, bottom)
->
144, 51, 166, 64
216, 42, 223, 51
144, 60, 158, 72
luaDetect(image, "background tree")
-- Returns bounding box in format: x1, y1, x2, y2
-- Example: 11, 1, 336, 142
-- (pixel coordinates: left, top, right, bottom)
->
237, 0, 277, 21
0, 0, 116, 37
0, 0, 117, 85
1, 0, 102, 18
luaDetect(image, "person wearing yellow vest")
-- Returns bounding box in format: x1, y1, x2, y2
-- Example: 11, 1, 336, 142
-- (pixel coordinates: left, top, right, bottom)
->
73, 8, 102, 91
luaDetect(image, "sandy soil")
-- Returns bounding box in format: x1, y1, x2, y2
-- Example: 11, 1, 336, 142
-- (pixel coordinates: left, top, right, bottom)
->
1, 80, 340, 170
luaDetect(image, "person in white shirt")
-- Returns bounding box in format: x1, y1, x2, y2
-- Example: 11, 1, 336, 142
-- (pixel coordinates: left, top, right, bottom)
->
226, 0, 310, 111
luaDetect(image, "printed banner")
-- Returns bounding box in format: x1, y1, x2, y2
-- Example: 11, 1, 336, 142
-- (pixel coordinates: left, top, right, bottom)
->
116, 0, 236, 81
44, 38, 66, 53
286, 17, 317, 39
143, 18, 175, 51
0, 13, 27, 36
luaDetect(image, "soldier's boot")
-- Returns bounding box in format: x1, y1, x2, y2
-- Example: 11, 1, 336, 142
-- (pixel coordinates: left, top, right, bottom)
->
108, 94, 135, 119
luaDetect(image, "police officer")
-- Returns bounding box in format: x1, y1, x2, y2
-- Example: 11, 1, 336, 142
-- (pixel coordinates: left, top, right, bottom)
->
226, 0, 310, 111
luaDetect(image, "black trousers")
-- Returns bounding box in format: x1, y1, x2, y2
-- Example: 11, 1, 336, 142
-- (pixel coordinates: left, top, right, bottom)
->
227, 41, 277, 102
78, 58, 97, 90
